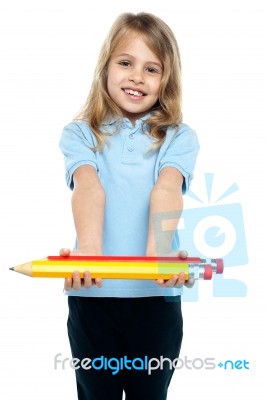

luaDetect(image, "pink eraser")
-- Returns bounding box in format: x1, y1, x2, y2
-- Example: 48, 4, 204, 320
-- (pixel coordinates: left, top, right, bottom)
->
216, 259, 224, 274
204, 265, 213, 280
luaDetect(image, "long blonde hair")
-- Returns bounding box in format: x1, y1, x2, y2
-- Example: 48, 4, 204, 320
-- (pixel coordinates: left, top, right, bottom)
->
75, 12, 182, 150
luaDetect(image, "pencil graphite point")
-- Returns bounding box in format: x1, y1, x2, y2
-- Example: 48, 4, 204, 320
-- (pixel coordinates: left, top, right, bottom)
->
9, 267, 14, 271
12, 262, 32, 277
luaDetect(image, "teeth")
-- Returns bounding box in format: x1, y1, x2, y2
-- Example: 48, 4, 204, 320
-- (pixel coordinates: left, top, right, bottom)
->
124, 89, 143, 97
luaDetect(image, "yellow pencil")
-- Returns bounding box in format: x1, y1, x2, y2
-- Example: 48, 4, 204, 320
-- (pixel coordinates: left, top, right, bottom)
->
10, 256, 219, 280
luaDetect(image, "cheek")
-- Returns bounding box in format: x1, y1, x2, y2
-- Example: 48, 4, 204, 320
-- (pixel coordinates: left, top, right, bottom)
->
151, 81, 161, 97
108, 66, 122, 86
148, 75, 161, 93
106, 75, 115, 97
107, 73, 120, 100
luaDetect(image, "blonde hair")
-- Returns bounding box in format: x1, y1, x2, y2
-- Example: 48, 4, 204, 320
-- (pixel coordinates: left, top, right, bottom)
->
75, 12, 182, 150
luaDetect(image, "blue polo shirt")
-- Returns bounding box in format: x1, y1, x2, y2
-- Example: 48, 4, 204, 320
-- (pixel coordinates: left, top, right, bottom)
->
59, 115, 199, 297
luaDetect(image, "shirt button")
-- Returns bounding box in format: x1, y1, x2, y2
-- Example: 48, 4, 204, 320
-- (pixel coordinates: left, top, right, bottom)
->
127, 146, 134, 152
122, 122, 127, 129
129, 133, 134, 139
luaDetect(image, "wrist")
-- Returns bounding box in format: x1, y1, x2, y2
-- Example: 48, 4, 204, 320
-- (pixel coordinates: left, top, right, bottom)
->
76, 246, 102, 256
146, 252, 157, 257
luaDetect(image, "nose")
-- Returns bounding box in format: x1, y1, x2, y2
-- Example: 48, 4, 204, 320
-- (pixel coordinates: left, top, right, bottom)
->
128, 66, 144, 84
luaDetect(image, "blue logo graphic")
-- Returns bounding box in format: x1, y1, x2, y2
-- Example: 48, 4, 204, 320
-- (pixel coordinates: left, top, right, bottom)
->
160, 173, 249, 301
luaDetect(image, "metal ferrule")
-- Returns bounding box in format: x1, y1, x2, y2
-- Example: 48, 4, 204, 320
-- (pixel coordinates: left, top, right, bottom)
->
201, 258, 218, 272
188, 264, 202, 280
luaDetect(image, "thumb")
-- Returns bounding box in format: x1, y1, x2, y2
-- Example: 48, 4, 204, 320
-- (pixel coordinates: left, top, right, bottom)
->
59, 248, 71, 257
178, 250, 188, 259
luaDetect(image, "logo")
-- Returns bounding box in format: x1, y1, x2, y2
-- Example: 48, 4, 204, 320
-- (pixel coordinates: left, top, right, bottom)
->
217, 359, 250, 370
54, 353, 250, 373
154, 173, 249, 300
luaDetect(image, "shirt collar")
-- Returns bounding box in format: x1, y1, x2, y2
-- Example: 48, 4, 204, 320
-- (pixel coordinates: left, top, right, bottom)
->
102, 113, 151, 127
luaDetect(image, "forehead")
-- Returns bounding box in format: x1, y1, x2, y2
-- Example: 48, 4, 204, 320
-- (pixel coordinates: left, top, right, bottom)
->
112, 32, 161, 64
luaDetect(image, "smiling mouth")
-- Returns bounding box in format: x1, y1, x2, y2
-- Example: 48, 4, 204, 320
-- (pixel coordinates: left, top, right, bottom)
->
123, 88, 146, 97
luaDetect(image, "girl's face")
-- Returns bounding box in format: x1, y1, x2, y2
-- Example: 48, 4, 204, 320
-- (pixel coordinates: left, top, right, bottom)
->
107, 34, 163, 123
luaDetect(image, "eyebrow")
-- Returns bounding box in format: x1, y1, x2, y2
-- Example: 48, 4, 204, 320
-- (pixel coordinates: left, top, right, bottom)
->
115, 53, 162, 68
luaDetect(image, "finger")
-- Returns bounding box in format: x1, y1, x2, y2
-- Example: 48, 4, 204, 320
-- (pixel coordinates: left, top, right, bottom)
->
60, 248, 71, 257
94, 278, 103, 288
155, 278, 165, 285
178, 250, 188, 259
177, 272, 186, 284
72, 271, 82, 290
165, 275, 179, 287
184, 277, 195, 288
155, 275, 179, 288
64, 278, 73, 291
173, 272, 187, 288
83, 271, 93, 289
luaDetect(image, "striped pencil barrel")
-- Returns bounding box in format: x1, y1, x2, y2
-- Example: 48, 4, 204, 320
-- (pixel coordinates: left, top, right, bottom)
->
10, 255, 224, 280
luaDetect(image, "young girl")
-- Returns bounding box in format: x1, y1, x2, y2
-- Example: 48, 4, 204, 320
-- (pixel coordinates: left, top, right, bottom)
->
59, 12, 199, 400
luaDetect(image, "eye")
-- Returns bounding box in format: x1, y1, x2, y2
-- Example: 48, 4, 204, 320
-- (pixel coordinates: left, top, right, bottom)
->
146, 66, 161, 74
118, 61, 131, 67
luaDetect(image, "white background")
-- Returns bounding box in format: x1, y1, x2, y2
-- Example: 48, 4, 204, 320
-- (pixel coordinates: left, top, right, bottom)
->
1, 0, 265, 398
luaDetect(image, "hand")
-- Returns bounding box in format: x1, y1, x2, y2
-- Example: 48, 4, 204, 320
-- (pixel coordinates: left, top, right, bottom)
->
59, 248, 103, 291
154, 250, 195, 289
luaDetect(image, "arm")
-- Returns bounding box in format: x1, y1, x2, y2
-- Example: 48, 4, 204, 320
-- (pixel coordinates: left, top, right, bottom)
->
146, 166, 194, 288
71, 164, 105, 254
146, 166, 183, 256
63, 164, 106, 290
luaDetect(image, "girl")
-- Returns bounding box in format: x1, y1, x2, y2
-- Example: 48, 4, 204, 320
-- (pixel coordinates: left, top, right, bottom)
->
59, 12, 199, 400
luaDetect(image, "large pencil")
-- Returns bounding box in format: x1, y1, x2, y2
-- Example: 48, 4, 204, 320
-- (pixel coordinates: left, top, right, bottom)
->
47, 256, 224, 274
10, 256, 223, 280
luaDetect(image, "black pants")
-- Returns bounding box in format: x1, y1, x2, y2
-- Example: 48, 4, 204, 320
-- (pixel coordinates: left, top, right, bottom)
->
67, 296, 183, 400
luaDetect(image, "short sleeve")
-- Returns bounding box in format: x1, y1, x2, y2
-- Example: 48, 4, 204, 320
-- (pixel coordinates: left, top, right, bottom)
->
59, 121, 98, 190
158, 124, 200, 193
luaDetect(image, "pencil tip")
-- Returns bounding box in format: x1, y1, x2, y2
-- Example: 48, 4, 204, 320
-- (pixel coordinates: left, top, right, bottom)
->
9, 267, 14, 271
